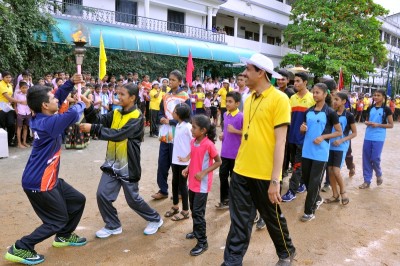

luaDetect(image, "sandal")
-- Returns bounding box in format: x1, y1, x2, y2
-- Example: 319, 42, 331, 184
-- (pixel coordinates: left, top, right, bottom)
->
324, 196, 340, 204
359, 182, 370, 189
171, 211, 190, 221
164, 207, 179, 217
340, 192, 350, 205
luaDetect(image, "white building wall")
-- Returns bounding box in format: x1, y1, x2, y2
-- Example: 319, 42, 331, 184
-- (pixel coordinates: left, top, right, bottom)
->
220, 0, 290, 26
83, 0, 114, 11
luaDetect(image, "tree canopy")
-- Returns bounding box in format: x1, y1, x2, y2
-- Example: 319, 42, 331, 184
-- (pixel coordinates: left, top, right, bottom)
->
0, 0, 59, 74
281, 0, 388, 81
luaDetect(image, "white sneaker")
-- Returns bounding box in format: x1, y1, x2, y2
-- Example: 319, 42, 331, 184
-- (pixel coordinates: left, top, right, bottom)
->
96, 227, 122, 238
143, 219, 163, 235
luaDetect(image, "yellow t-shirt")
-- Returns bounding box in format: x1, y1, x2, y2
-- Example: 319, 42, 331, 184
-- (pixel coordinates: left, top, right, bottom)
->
234, 85, 291, 180
395, 99, 400, 109
149, 89, 162, 110
0, 80, 13, 104
363, 98, 370, 111
351, 96, 357, 109
195, 92, 205, 108
218, 87, 233, 108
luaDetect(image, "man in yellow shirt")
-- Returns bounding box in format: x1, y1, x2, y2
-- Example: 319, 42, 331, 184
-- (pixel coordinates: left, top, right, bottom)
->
222, 54, 296, 266
216, 79, 233, 127
149, 81, 162, 137
0, 71, 18, 146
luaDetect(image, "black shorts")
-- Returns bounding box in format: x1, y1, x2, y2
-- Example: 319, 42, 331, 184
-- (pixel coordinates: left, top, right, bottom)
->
210, 107, 218, 119
327, 150, 344, 168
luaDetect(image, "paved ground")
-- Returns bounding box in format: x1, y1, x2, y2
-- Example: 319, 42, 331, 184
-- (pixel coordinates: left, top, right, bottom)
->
1, 123, 400, 266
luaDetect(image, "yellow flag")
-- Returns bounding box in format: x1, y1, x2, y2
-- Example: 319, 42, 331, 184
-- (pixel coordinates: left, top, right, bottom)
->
99, 33, 107, 80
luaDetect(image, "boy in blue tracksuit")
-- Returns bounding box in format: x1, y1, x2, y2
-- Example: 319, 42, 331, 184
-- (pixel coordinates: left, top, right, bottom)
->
5, 74, 89, 265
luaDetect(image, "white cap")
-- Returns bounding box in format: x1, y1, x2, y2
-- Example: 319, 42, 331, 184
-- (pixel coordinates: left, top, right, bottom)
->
151, 80, 159, 87
222, 79, 229, 84
240, 53, 282, 79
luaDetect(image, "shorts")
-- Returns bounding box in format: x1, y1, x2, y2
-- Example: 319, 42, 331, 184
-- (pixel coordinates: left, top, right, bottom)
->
17, 114, 31, 127
210, 107, 218, 119
327, 150, 344, 168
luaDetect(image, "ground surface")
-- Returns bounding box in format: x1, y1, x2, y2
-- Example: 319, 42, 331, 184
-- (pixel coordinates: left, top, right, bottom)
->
1, 123, 400, 266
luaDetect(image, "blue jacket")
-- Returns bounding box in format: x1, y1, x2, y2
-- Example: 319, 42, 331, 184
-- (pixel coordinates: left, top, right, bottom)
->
21, 80, 85, 191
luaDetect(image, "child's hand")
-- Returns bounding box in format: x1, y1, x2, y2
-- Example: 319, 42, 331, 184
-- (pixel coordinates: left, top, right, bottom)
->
182, 167, 188, 177
160, 117, 169, 124
227, 124, 236, 133
71, 74, 84, 84
300, 122, 307, 132
333, 139, 342, 146
79, 123, 92, 133
219, 132, 224, 141
313, 136, 324, 145
195, 171, 205, 181
80, 95, 91, 109
178, 156, 189, 163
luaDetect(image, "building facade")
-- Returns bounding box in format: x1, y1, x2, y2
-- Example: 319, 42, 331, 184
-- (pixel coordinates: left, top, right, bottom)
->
46, 0, 294, 66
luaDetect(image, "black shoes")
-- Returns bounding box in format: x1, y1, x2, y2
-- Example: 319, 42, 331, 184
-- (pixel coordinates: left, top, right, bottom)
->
186, 232, 195, 239
190, 242, 208, 256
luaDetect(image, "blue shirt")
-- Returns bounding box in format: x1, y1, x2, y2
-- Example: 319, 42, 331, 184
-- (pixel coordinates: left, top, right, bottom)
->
330, 110, 355, 152
302, 104, 339, 162
365, 106, 392, 141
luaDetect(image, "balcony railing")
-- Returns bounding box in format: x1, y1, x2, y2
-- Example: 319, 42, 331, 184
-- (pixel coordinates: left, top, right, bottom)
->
45, 1, 225, 44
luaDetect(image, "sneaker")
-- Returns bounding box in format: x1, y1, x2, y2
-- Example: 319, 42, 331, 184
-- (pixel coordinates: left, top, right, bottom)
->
282, 190, 296, 202
144, 219, 163, 235
4, 245, 45, 265
275, 251, 297, 266
300, 213, 315, 222
256, 218, 266, 230
254, 212, 260, 224
52, 233, 87, 247
215, 201, 229, 210
95, 227, 123, 239
315, 199, 323, 211
297, 184, 307, 194
321, 184, 330, 192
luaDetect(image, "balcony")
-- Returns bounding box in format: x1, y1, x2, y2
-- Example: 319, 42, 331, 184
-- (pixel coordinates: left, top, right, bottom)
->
45, 1, 225, 44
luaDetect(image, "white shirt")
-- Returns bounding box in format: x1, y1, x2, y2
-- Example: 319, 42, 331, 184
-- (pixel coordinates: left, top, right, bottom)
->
172, 121, 192, 165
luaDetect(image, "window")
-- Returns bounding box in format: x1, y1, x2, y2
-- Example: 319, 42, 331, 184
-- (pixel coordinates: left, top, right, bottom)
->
245, 31, 253, 40
384, 32, 391, 44
115, 0, 137, 25
225, 26, 234, 36
391, 36, 397, 47
62, 0, 82, 16
267, 36, 275, 45
167, 10, 185, 33
254, 32, 259, 42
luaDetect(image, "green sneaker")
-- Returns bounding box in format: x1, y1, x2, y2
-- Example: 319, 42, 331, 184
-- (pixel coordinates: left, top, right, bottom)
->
52, 233, 87, 248
4, 245, 44, 265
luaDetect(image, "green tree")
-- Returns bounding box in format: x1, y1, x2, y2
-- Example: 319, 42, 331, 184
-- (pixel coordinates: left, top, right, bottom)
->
281, 0, 388, 82
0, 0, 60, 74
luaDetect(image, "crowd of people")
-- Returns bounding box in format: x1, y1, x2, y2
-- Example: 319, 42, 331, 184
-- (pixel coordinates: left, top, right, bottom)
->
1, 53, 395, 266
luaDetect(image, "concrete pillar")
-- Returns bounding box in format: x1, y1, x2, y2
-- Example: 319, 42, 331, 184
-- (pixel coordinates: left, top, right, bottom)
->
207, 6, 213, 31
144, 0, 150, 17
234, 16, 238, 38
259, 23, 264, 51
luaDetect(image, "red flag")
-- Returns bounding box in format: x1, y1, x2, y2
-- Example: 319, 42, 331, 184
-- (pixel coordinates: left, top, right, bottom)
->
338, 68, 344, 91
186, 50, 194, 87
